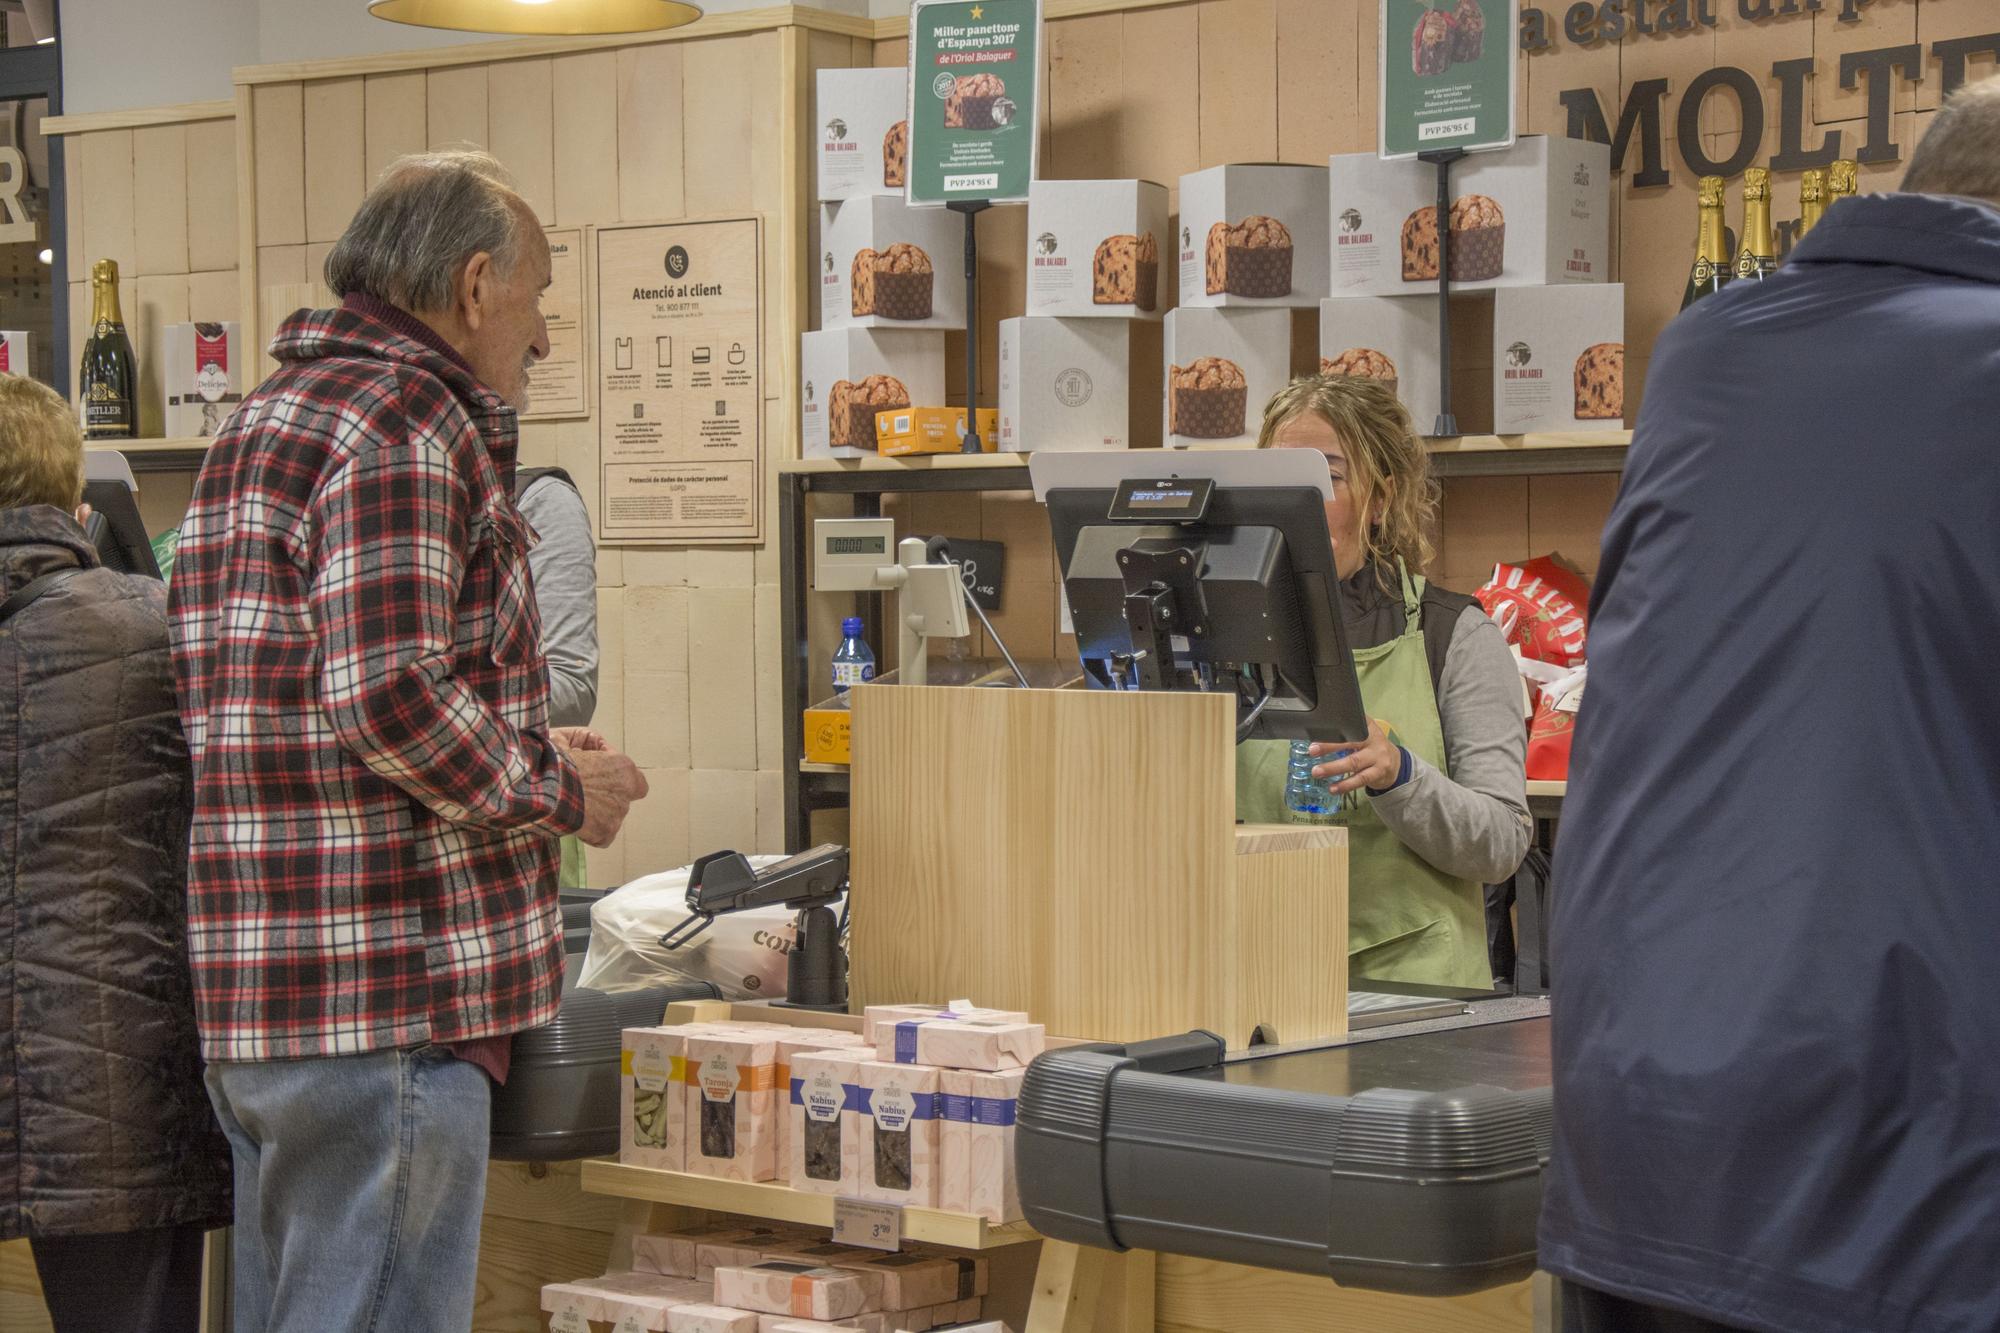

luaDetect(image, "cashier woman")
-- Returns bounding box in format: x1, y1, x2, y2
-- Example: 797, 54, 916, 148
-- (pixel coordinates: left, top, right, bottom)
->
1237, 376, 1529, 987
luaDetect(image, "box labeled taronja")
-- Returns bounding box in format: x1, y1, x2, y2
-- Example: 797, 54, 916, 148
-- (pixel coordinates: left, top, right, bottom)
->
1317, 295, 1443, 434
1177, 164, 1330, 309
1491, 283, 1625, 433
683, 1031, 780, 1182
800, 328, 946, 459
821, 198, 966, 330
1162, 306, 1294, 448
1328, 135, 1611, 297
817, 68, 910, 201
1025, 179, 1169, 320
997, 317, 1131, 453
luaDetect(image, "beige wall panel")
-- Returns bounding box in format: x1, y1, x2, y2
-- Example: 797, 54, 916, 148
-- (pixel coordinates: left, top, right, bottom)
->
751, 35, 786, 387
185, 119, 239, 273
874, 38, 907, 68
688, 768, 757, 862
616, 44, 688, 224
1527, 474, 1618, 576
1921, 0, 2000, 107
681, 35, 763, 216
1045, 13, 1123, 180
63, 140, 84, 264
754, 583, 782, 771
65, 283, 86, 404
625, 546, 690, 587
1113, 7, 1203, 203
624, 584, 690, 673
1619, 183, 1692, 373
1617, 23, 1726, 150
593, 585, 628, 752
1275, 0, 1360, 166
684, 547, 756, 588
1199, 0, 1279, 166
132, 274, 189, 440
1710, 3, 1816, 167
427, 64, 490, 151
253, 84, 306, 248
364, 71, 429, 184
553, 51, 620, 226
1524, 35, 1615, 143
304, 78, 367, 245
688, 587, 757, 771
80, 129, 138, 277
1158, 1256, 1532, 1332
755, 769, 785, 855
489, 59, 557, 225
258, 244, 309, 374
1356, 0, 1380, 151
975, 203, 1028, 409
133, 124, 189, 277
625, 670, 691, 770
622, 765, 690, 878
517, 420, 560, 468
187, 269, 241, 325
1813, 0, 1917, 126
1437, 475, 1529, 590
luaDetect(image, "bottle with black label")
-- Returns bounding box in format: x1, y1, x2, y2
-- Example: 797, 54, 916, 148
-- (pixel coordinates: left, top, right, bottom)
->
1732, 167, 1779, 283
79, 259, 137, 440
1680, 175, 1732, 312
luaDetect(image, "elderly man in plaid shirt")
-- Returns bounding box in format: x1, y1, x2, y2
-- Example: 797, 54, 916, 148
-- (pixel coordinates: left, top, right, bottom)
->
168, 151, 648, 1333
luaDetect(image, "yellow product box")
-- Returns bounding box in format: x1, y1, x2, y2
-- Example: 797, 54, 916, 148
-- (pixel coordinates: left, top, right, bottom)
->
874, 406, 999, 457
803, 705, 852, 766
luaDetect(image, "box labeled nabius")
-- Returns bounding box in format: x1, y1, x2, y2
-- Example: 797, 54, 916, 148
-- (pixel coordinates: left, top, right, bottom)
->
1025, 179, 1170, 320
1162, 306, 1293, 448
1317, 295, 1444, 434
800, 328, 946, 459
1178, 164, 1330, 309
939, 1068, 1027, 1223
1328, 135, 1612, 296
857, 1061, 941, 1207
1491, 283, 1626, 433
997, 317, 1131, 453
818, 67, 910, 201
821, 198, 965, 330
786, 1050, 863, 1196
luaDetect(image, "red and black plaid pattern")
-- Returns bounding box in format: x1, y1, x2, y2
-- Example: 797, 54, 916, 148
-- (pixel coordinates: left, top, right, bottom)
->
167, 300, 584, 1062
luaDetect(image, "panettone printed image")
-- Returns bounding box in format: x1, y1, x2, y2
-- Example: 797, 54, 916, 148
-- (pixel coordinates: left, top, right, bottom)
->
1169, 357, 1250, 439
883, 120, 908, 189
944, 74, 1006, 130
1400, 194, 1506, 282
1412, 7, 1456, 76
1573, 343, 1625, 421
851, 243, 935, 320
1320, 348, 1400, 400
1205, 215, 1295, 299
829, 374, 912, 450
1092, 232, 1159, 311
1450, 0, 1486, 63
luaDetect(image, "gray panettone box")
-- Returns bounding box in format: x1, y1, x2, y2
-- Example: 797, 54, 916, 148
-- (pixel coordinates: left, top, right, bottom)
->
997, 316, 1132, 453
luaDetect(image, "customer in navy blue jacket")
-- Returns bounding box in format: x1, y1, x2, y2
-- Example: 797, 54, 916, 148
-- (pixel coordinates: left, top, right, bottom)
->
1541, 76, 2000, 1333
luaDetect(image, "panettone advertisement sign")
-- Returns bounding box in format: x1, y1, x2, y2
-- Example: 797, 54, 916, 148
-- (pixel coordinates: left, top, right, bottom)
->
906, 0, 1043, 206
1381, 0, 1521, 158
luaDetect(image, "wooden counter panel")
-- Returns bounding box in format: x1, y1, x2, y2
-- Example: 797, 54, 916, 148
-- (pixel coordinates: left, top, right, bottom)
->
1157, 1256, 1534, 1332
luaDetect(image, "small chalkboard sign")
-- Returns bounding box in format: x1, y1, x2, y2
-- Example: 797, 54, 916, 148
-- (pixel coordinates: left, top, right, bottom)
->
943, 536, 1006, 612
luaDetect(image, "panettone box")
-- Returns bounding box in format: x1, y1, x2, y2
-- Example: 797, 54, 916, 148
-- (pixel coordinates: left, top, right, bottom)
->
817, 68, 910, 201
1317, 295, 1443, 434
801, 329, 946, 458
1328, 135, 1611, 296
1177, 164, 1330, 309
821, 197, 965, 330
1024, 179, 1170, 320
1161, 306, 1293, 448
1491, 283, 1626, 433
997, 316, 1132, 453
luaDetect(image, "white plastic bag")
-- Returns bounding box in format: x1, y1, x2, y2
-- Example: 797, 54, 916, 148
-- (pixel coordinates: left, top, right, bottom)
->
576, 858, 835, 1001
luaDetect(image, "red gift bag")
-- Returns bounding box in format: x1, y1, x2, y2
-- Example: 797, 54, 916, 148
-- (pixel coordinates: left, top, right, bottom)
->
1477, 554, 1590, 668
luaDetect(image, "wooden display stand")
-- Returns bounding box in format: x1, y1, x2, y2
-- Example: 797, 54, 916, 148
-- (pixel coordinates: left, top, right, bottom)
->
846, 685, 1348, 1049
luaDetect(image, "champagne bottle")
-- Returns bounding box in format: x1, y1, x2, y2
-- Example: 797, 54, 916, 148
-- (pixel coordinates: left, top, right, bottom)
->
1680, 175, 1731, 311
1797, 168, 1827, 241
1827, 158, 1858, 208
79, 259, 137, 440
1732, 167, 1779, 283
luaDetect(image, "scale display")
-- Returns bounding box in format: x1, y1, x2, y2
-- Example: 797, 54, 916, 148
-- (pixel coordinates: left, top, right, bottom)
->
1108, 475, 1214, 522
827, 535, 888, 556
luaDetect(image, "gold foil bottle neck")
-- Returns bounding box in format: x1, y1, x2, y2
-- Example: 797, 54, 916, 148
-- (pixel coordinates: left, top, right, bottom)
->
1799, 169, 1826, 204
1742, 167, 1771, 202
91, 258, 120, 287
1828, 159, 1858, 196
1697, 175, 1726, 208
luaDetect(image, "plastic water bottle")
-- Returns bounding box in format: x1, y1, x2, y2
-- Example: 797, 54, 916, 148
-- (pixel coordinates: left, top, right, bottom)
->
831, 617, 876, 706
1284, 741, 1350, 823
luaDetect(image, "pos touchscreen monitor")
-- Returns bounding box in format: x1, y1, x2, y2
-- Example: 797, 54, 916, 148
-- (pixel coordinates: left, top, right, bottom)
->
1030, 451, 1368, 745
81, 449, 163, 580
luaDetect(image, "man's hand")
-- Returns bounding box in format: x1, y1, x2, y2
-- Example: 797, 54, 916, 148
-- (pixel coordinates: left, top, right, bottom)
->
566, 744, 649, 847
1311, 718, 1404, 795
551, 726, 610, 753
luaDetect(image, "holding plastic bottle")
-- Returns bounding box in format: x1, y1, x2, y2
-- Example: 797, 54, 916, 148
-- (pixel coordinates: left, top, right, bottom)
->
831, 617, 876, 708
1283, 740, 1352, 823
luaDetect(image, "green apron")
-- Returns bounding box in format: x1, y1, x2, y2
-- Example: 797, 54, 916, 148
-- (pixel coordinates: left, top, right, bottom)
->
1236, 564, 1490, 987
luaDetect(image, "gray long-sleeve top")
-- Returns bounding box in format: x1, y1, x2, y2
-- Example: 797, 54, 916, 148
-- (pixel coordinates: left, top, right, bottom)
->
517, 474, 600, 729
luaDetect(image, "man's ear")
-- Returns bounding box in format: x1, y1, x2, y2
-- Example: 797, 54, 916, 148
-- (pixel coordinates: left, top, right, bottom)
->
458, 250, 495, 331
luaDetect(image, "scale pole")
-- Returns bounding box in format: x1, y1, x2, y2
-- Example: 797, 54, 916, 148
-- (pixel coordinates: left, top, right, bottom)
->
1418, 147, 1465, 438
949, 199, 992, 453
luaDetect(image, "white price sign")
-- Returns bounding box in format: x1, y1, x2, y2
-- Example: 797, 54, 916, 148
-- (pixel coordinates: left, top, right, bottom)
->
833, 1196, 904, 1253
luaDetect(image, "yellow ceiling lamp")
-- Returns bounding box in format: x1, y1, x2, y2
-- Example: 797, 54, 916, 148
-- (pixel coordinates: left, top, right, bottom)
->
368, 0, 703, 36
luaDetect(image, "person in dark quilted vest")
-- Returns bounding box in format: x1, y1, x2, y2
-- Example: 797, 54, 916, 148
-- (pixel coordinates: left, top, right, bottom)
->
0, 373, 230, 1332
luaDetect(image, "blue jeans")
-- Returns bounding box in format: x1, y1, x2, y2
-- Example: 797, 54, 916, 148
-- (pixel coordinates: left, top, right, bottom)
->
205, 1047, 491, 1333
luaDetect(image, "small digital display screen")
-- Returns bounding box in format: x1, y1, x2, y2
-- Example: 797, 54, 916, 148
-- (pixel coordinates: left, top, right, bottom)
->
1108, 475, 1215, 522
1125, 487, 1200, 511
827, 535, 886, 556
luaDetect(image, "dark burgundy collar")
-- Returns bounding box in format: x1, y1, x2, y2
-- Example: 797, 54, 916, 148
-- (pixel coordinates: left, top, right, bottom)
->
341, 294, 480, 382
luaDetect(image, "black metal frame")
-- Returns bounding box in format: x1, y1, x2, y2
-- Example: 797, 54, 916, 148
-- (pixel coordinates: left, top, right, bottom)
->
0, 3, 66, 393
775, 443, 1626, 851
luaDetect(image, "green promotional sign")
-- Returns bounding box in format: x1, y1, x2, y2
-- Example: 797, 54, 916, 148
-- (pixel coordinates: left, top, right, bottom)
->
1379, 0, 1519, 159
906, 0, 1042, 206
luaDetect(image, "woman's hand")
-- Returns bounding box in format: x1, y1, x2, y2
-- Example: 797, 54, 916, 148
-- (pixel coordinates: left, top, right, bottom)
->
1311, 718, 1403, 795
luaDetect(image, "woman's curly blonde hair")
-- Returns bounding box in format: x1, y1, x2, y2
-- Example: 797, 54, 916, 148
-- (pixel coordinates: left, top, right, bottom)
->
1254, 374, 1438, 577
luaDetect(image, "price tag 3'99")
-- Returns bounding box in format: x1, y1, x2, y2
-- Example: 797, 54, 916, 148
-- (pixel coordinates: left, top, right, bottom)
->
833, 1196, 903, 1253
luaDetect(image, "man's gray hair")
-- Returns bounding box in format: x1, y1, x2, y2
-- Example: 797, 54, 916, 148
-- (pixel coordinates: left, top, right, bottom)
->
1903, 74, 2000, 201
325, 150, 530, 314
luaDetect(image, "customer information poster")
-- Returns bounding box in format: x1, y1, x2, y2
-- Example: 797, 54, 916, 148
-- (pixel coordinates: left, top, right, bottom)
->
524, 227, 587, 420
1379, 0, 1518, 159
905, 0, 1043, 206
594, 217, 765, 545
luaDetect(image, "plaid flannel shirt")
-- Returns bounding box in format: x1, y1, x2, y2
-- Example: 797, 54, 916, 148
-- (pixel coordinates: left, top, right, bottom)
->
168, 298, 584, 1062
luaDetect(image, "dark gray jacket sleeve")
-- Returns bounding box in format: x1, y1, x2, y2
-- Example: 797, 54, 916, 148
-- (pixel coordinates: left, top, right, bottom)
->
518, 476, 600, 729
1369, 605, 1532, 884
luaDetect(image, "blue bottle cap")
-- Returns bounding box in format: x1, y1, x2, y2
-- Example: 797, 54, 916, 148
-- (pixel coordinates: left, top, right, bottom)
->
842, 617, 865, 637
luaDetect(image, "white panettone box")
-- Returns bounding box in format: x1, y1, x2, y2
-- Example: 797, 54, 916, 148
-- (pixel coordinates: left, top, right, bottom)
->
1024, 179, 1170, 320
1161, 306, 1293, 448
800, 328, 947, 459
1177, 164, 1331, 309
1491, 283, 1627, 433
997, 316, 1132, 453
817, 67, 911, 202
820, 197, 966, 331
